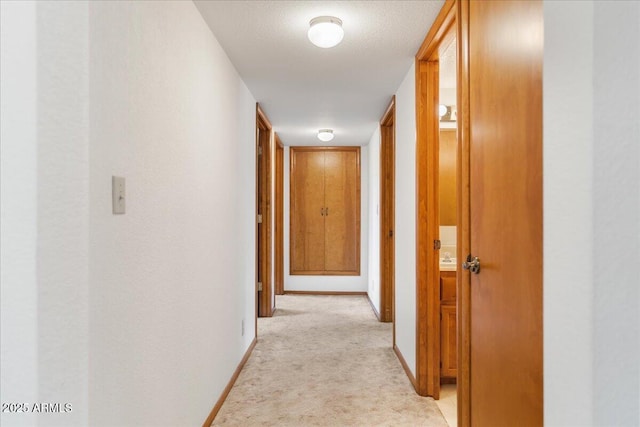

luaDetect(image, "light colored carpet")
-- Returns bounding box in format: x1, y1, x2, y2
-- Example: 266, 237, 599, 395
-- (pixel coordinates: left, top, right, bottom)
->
212, 294, 448, 427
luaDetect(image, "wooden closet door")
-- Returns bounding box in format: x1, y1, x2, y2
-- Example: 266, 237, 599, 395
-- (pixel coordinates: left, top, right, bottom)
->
324, 148, 360, 274
290, 149, 325, 273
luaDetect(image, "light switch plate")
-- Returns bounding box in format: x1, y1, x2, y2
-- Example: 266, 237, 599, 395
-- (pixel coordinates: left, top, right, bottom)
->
112, 176, 126, 214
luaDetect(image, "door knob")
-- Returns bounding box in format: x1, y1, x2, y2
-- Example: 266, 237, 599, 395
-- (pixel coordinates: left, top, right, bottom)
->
463, 254, 480, 274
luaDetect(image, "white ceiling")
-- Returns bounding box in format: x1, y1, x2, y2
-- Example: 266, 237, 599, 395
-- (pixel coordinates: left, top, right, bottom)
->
194, 0, 444, 146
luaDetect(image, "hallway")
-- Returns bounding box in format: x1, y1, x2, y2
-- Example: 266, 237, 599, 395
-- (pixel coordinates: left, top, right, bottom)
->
2, 1, 639, 426
212, 295, 447, 426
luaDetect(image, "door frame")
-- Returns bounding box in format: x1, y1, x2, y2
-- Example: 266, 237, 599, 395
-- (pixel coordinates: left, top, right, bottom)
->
380, 96, 396, 324
256, 104, 274, 318
415, 0, 467, 410
274, 135, 284, 295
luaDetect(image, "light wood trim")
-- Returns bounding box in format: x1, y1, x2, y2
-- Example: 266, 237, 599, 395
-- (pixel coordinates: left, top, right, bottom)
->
380, 97, 396, 324
415, 0, 458, 400
456, 0, 470, 425
415, 59, 441, 399
256, 103, 273, 317
416, 0, 456, 61
367, 293, 381, 321
202, 337, 257, 427
381, 96, 396, 126
283, 290, 367, 296
393, 345, 417, 389
275, 135, 284, 295
256, 104, 272, 130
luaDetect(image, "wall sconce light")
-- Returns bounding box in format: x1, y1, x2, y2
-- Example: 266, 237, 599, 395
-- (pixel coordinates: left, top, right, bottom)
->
439, 105, 457, 122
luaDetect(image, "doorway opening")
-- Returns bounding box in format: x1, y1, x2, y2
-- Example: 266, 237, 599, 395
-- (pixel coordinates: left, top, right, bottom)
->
414, 0, 458, 405
415, 1, 544, 426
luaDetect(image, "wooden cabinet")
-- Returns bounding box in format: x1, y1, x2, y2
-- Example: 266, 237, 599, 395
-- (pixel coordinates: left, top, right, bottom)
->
440, 270, 457, 379
290, 147, 360, 275
439, 129, 457, 226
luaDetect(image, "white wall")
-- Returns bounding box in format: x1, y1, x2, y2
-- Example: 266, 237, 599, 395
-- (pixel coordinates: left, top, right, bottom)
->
37, 3, 91, 425
367, 127, 382, 313
2, 2, 91, 426
591, 2, 639, 425
1, 1, 257, 426
393, 63, 417, 373
544, 1, 640, 425
283, 146, 369, 292
1, 2, 40, 426
88, 2, 256, 425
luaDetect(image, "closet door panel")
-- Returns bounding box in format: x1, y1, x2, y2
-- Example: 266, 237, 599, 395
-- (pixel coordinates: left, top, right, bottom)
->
324, 149, 360, 274
290, 149, 325, 273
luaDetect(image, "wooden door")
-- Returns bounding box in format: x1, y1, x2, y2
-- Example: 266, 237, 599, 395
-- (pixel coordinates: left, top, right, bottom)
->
467, 0, 543, 425
290, 149, 325, 273
380, 97, 396, 323
274, 137, 284, 295
256, 105, 273, 318
324, 149, 359, 273
290, 147, 360, 275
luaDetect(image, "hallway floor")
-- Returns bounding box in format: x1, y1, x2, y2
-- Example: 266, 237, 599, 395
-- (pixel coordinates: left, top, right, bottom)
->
212, 295, 448, 426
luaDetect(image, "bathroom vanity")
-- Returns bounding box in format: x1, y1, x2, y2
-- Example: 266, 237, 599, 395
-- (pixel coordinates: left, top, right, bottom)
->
440, 267, 457, 380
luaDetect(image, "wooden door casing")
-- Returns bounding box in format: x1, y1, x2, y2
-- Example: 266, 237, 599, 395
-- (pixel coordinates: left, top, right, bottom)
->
468, 0, 543, 425
290, 147, 360, 276
415, 0, 456, 396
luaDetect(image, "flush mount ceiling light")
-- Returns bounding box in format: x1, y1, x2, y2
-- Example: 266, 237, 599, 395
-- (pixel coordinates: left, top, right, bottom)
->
317, 129, 334, 142
308, 16, 344, 48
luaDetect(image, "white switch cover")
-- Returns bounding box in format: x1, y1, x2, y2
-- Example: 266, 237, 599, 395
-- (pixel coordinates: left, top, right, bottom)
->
112, 176, 126, 214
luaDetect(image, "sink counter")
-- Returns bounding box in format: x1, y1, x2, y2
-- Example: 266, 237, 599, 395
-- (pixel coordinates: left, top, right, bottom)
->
440, 258, 457, 272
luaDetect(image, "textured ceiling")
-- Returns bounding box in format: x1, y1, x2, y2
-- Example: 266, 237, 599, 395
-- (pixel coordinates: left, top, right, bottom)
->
194, 0, 444, 146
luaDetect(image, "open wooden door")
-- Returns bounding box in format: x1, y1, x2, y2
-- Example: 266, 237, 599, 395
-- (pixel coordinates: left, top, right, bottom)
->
380, 97, 396, 324
256, 104, 273, 317
459, 0, 543, 424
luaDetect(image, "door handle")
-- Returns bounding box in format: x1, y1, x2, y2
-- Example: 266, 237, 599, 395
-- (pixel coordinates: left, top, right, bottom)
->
325, 207, 329, 216
321, 207, 324, 216
463, 254, 481, 274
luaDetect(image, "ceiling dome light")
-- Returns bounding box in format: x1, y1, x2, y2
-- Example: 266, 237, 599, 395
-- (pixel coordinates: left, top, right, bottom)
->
308, 16, 344, 48
317, 129, 334, 142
